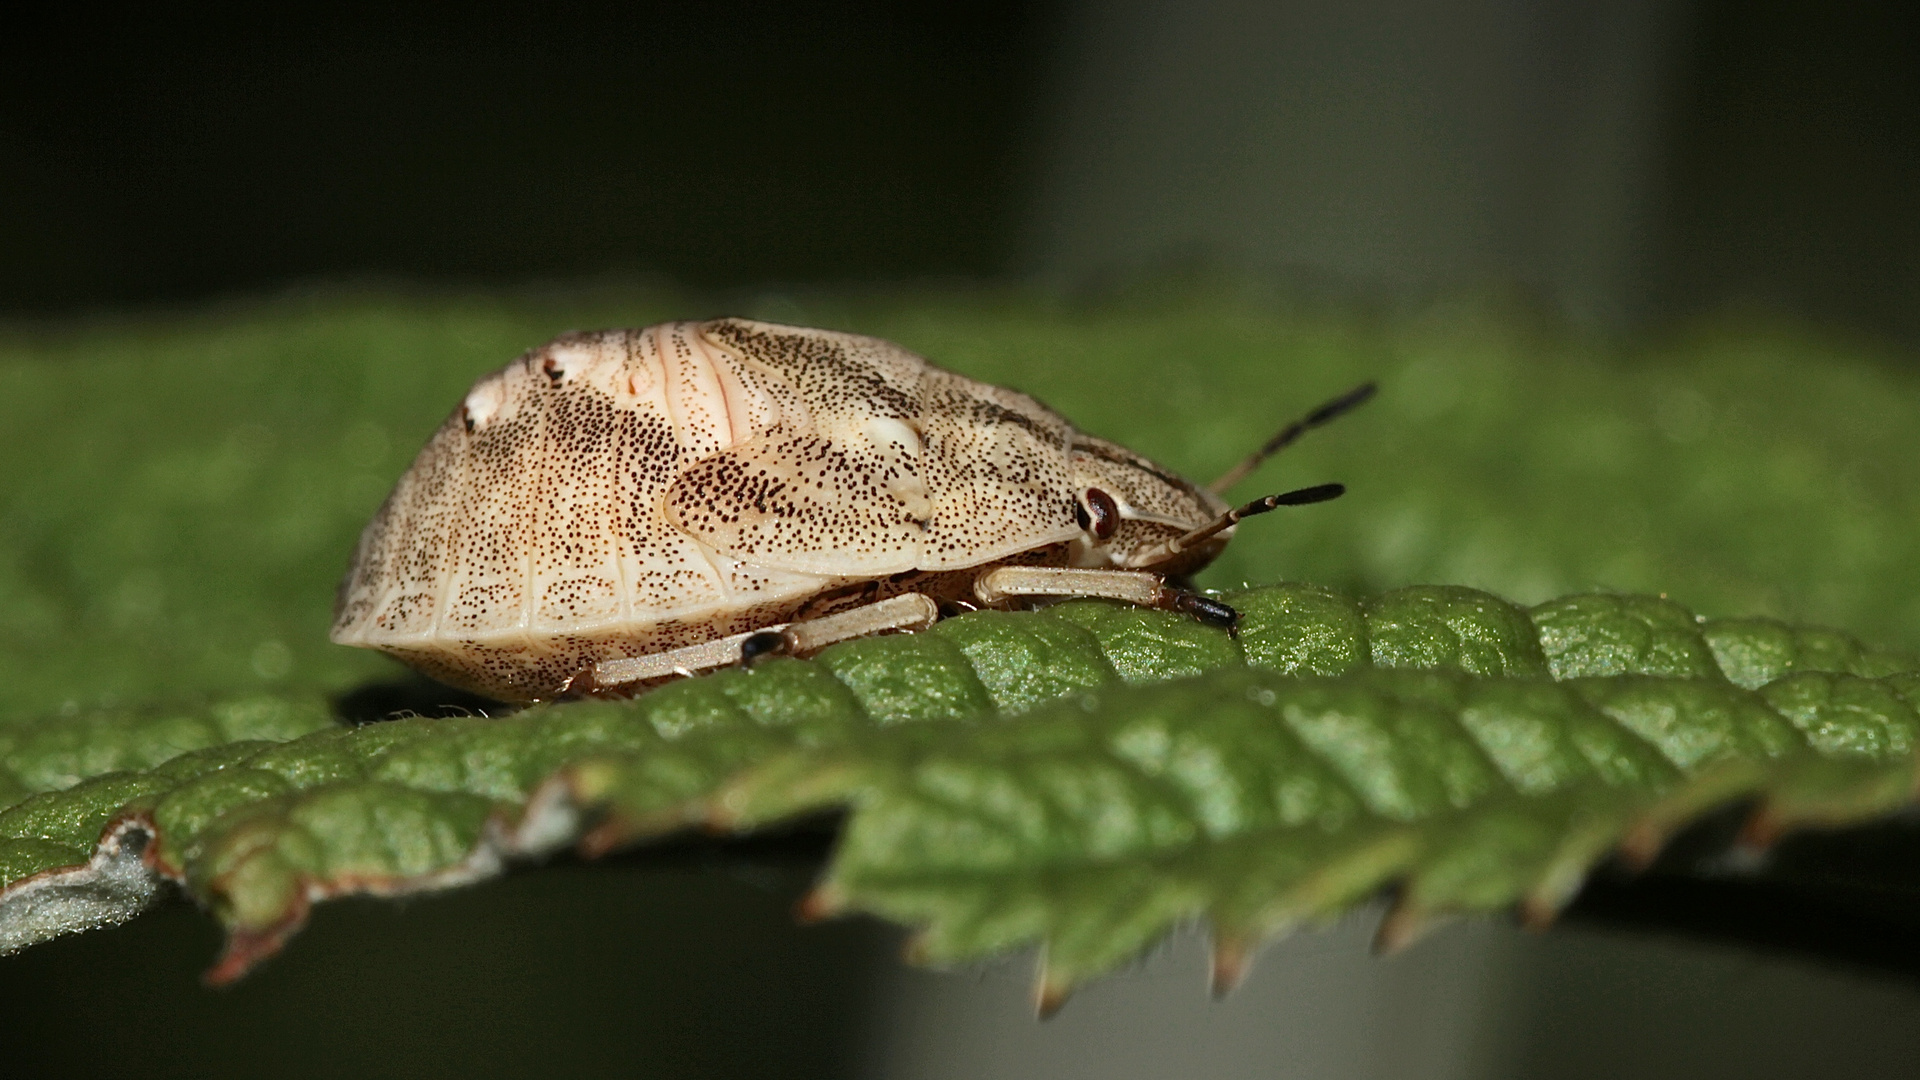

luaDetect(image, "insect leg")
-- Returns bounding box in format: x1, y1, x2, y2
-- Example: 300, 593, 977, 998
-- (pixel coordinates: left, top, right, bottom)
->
587, 629, 780, 689
583, 593, 941, 692
782, 592, 941, 653
974, 566, 1163, 606
972, 566, 1241, 633
740, 631, 788, 665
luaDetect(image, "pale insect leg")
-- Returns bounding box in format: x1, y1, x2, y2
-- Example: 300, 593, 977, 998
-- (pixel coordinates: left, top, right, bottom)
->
585, 593, 941, 692
589, 631, 767, 688
782, 592, 940, 654
973, 566, 1240, 631
974, 566, 1163, 606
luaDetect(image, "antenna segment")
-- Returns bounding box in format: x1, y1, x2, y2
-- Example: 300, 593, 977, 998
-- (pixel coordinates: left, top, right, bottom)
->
1207, 382, 1377, 495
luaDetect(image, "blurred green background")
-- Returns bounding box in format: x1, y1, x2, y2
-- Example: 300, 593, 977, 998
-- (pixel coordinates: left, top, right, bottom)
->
3, 2, 1918, 1078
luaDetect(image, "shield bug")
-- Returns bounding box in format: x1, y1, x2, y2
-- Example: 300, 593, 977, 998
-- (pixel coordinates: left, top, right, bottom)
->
331, 319, 1371, 702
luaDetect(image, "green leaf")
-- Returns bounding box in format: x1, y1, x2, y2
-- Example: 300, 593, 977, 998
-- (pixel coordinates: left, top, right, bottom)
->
7, 290, 1920, 1006
12, 581, 1900, 1008
659, 586, 1920, 1007
10, 289, 1920, 719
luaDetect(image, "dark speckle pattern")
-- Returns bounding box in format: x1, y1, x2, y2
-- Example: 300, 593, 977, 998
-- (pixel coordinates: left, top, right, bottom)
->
332, 319, 1229, 701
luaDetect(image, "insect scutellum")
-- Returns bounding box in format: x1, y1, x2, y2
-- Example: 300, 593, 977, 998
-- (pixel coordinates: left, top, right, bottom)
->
330, 319, 1375, 701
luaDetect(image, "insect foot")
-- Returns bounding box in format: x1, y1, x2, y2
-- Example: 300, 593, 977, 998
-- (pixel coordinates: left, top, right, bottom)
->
739, 631, 789, 667
330, 319, 1369, 702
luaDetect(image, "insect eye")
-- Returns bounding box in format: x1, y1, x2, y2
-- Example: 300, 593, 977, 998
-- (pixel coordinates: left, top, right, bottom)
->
1083, 488, 1120, 541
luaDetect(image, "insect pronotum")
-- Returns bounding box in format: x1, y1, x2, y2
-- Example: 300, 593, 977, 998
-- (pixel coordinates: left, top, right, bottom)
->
331, 320, 1372, 702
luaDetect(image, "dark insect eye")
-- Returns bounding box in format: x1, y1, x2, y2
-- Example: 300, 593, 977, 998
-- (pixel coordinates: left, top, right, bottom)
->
1084, 488, 1120, 541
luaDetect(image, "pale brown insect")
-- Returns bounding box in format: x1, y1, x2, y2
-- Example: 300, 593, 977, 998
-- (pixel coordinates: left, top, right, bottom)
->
331, 319, 1369, 702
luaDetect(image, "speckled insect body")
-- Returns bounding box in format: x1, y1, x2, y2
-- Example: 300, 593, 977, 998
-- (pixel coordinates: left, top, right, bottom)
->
333, 320, 1364, 702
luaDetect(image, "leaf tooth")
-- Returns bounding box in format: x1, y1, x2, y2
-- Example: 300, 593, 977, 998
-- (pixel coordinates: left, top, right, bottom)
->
1280, 827, 1424, 923
576, 818, 631, 860
1614, 819, 1668, 872
1033, 953, 1075, 1020
1749, 759, 1918, 838
797, 881, 847, 924
1735, 804, 1785, 852
900, 930, 934, 966
1520, 809, 1629, 927
1516, 895, 1560, 931
1372, 896, 1453, 956
707, 757, 864, 831
1615, 758, 1771, 870
204, 903, 309, 987
1035, 987, 1073, 1021
576, 798, 699, 857
1208, 932, 1258, 999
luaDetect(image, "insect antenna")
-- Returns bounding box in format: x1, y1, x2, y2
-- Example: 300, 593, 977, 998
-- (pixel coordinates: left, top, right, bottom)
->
1140, 482, 1346, 565
1207, 382, 1377, 495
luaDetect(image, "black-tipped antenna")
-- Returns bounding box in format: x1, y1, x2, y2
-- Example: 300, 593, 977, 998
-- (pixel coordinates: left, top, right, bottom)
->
1208, 382, 1377, 495
1156, 482, 1345, 561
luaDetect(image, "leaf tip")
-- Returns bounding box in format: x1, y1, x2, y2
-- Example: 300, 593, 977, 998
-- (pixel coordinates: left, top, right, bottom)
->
1616, 820, 1668, 872
1030, 946, 1082, 1019
204, 918, 303, 987
1034, 973, 1074, 1021
899, 930, 934, 966
1737, 805, 1784, 851
1373, 898, 1449, 956
579, 803, 702, 859
1517, 893, 1564, 931
1521, 838, 1605, 930
1209, 935, 1257, 998
577, 818, 633, 860
796, 883, 846, 924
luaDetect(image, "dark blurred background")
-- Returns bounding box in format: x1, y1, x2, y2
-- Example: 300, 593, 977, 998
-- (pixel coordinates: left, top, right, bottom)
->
1, 2, 1057, 306
6, 3, 1920, 1078
4, 1, 1915, 346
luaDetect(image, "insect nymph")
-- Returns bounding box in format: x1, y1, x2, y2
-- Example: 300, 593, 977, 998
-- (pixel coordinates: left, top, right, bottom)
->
332, 319, 1370, 702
